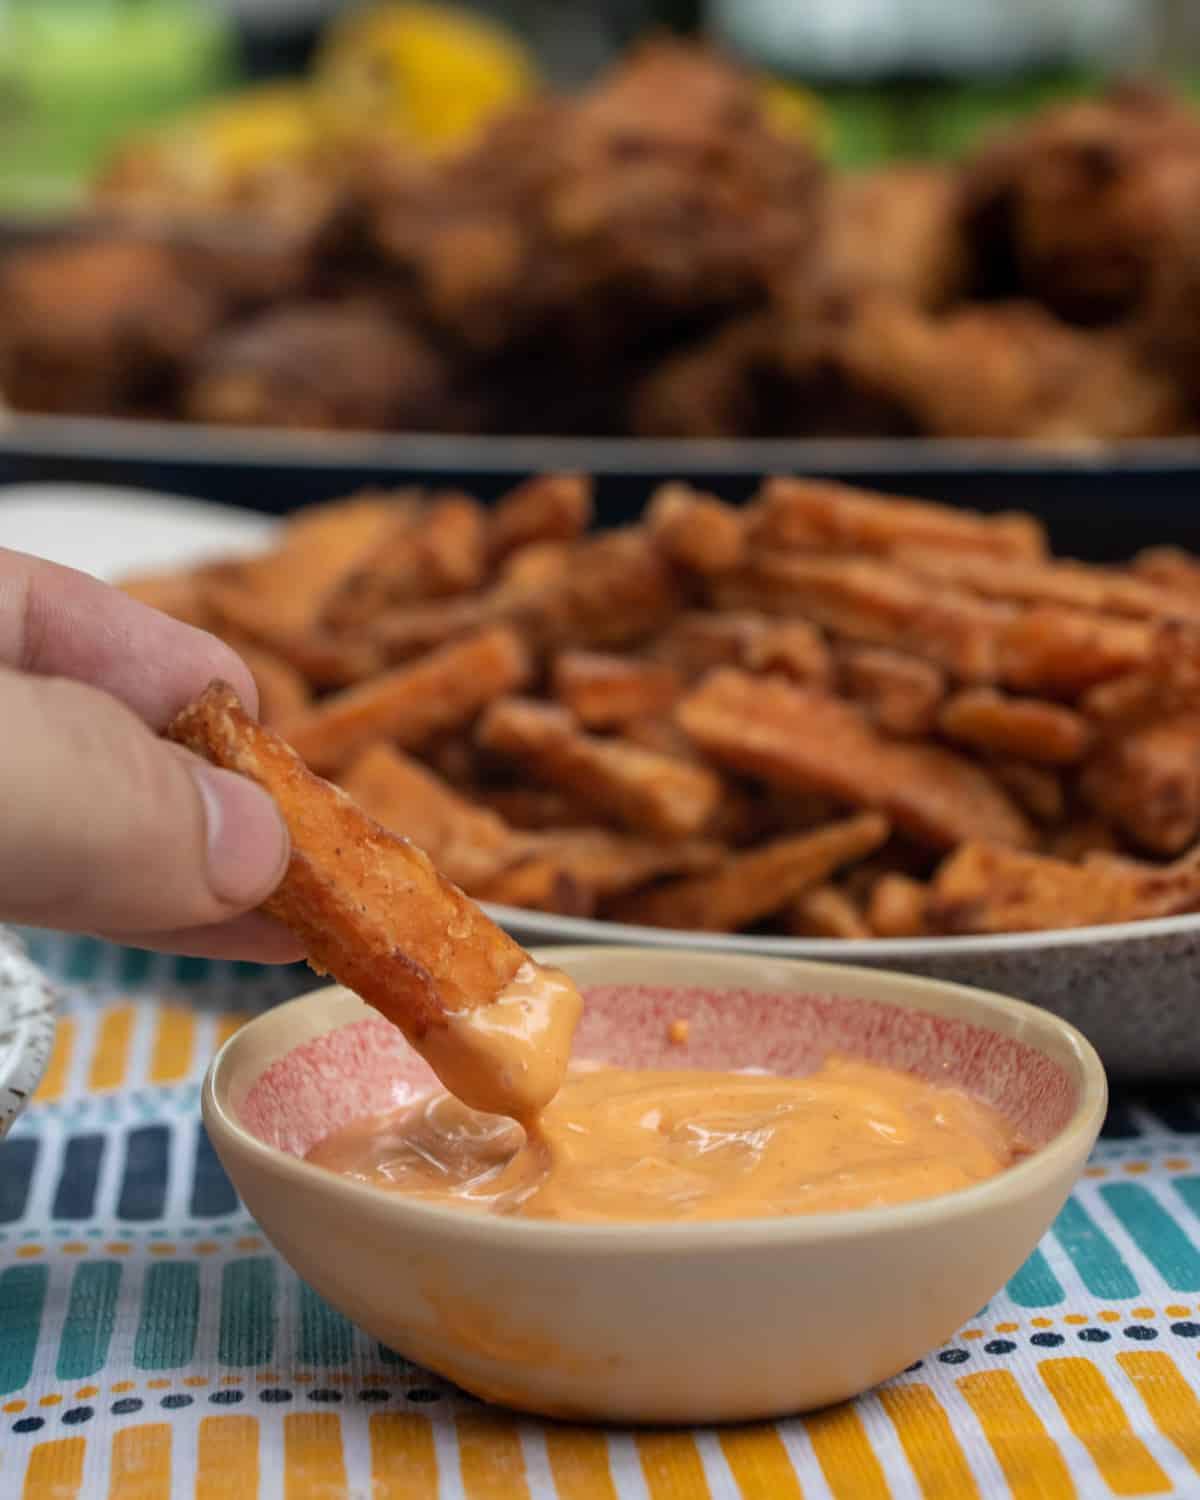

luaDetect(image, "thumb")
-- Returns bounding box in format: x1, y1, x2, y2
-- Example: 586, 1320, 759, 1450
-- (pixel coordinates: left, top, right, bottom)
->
0, 669, 289, 936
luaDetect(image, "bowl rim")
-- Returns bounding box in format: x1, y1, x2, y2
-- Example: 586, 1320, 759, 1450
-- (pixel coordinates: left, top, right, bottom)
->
204, 947, 1107, 1253
483, 904, 1200, 960
0, 928, 58, 1136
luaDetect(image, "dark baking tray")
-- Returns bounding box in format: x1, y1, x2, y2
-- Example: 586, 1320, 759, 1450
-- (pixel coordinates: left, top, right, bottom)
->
3, 412, 1200, 560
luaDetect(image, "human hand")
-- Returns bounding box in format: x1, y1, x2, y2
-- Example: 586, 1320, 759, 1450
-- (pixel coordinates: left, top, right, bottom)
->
0, 546, 303, 962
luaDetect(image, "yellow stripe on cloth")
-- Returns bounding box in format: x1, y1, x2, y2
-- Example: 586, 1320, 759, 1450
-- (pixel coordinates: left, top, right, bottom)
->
283, 1412, 347, 1499
21, 1438, 85, 1500
637, 1432, 712, 1499
214, 1012, 253, 1055
1041, 1358, 1171, 1496
958, 1370, 1075, 1500
369, 1412, 439, 1499
34, 1018, 75, 1103
719, 1426, 804, 1499
458, 1413, 531, 1500
107, 1424, 171, 1500
878, 1384, 980, 1499
804, 1404, 890, 1500
196, 1416, 259, 1500
89, 1007, 135, 1092
148, 1007, 195, 1084
1120, 1351, 1200, 1474
544, 1428, 618, 1500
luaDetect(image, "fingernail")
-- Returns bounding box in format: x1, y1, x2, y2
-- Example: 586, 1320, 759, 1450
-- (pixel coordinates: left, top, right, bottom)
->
190, 763, 289, 909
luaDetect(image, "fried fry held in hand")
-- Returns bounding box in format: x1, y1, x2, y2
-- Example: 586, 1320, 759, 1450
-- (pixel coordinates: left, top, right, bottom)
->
167, 682, 579, 1118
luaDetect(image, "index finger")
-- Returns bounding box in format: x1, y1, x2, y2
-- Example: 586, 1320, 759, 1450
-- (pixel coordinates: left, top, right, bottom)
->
0, 547, 259, 727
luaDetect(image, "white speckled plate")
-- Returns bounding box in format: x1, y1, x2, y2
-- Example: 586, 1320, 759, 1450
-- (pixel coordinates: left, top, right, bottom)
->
0, 930, 56, 1138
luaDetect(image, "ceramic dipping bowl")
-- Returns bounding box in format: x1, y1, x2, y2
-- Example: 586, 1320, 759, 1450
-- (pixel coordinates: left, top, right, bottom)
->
203, 946, 1106, 1425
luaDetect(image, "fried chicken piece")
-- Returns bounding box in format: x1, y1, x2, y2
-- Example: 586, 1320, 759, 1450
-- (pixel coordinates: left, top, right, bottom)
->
478, 697, 722, 840
607, 813, 888, 931
962, 87, 1200, 325
927, 840, 1200, 935
677, 669, 1033, 851
1080, 714, 1200, 857
835, 297, 1187, 443
0, 237, 222, 415
825, 164, 968, 311
370, 42, 823, 360
166, 683, 573, 1119
183, 302, 457, 431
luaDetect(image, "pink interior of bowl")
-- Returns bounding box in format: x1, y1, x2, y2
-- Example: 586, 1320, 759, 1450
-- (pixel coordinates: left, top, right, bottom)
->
239, 984, 1078, 1160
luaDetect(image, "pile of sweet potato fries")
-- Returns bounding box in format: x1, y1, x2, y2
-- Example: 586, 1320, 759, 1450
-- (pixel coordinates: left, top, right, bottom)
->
130, 475, 1200, 938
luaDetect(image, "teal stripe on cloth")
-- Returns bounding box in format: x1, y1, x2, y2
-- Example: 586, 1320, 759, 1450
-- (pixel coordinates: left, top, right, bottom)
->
64, 937, 104, 983
134, 1262, 199, 1370
1051, 1196, 1139, 1299
117, 947, 154, 987
1102, 1182, 1200, 1291
56, 1261, 121, 1379
0, 1264, 48, 1394
298, 1282, 353, 1367
219, 1258, 276, 1366
1168, 1174, 1200, 1228
1005, 1247, 1064, 1307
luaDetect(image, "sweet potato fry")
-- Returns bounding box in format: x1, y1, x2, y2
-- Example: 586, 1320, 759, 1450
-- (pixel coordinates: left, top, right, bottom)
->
938, 688, 1092, 765
866, 874, 930, 938
1133, 545, 1200, 594
927, 841, 1200, 934
339, 742, 520, 889
236, 644, 312, 729
1080, 714, 1200, 856
747, 477, 1046, 560
559, 530, 683, 649
323, 492, 488, 632
646, 481, 745, 576
487, 473, 593, 564
989, 761, 1066, 826
649, 612, 760, 678
838, 645, 945, 736
552, 651, 680, 728
720, 554, 1011, 681
478, 697, 722, 839
166, 682, 542, 1108
895, 544, 1200, 625
677, 669, 1033, 850
537, 829, 723, 897
999, 606, 1156, 695
475, 855, 596, 917
204, 579, 383, 688
1043, 817, 1121, 863
476, 786, 594, 831
784, 883, 872, 939
283, 626, 530, 774
741, 620, 834, 686
606, 813, 889, 931
121, 569, 214, 630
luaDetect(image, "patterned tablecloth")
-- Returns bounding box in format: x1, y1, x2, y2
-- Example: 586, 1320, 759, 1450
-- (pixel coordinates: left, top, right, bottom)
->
6, 935, 1200, 1498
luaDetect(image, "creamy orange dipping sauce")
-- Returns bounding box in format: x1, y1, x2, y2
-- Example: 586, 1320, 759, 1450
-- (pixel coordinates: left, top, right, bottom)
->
305, 1055, 1026, 1222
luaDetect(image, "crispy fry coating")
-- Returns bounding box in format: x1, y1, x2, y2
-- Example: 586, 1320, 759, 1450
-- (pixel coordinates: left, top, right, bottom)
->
999, 606, 1156, 695
1080, 715, 1200, 856
283, 626, 530, 773
677, 669, 1033, 850
478, 697, 721, 840
166, 682, 528, 1044
645, 482, 746, 576
487, 474, 594, 563
608, 813, 888, 931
